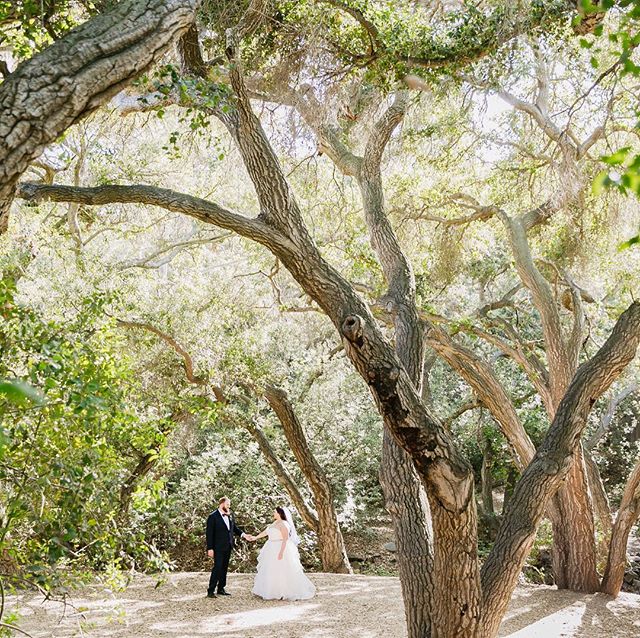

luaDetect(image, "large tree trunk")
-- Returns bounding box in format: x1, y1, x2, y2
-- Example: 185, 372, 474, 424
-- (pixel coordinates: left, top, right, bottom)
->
499, 210, 600, 592
356, 98, 445, 636
0, 0, 197, 232
549, 446, 600, 591
304, 92, 442, 634
224, 72, 481, 635
480, 302, 640, 638
601, 456, 640, 596
265, 386, 351, 574
380, 432, 435, 637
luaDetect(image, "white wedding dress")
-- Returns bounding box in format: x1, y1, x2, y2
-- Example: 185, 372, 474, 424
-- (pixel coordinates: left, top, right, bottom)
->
252, 522, 316, 600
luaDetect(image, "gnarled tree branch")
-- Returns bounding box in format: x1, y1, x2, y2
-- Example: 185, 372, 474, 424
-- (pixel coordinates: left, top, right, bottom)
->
480, 301, 640, 638
0, 0, 198, 232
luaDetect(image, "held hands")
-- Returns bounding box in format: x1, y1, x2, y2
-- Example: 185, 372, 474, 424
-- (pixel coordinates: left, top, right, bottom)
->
245, 534, 257, 542
207, 549, 214, 559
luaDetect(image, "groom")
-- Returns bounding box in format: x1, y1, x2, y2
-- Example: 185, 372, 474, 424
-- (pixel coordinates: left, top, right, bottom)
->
206, 496, 248, 598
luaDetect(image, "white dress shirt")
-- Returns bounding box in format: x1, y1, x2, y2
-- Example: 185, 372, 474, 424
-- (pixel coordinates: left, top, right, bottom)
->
218, 507, 246, 538
218, 507, 231, 529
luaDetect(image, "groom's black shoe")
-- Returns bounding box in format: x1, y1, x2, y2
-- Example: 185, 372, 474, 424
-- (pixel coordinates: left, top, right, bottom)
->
206, 592, 217, 598
217, 589, 231, 596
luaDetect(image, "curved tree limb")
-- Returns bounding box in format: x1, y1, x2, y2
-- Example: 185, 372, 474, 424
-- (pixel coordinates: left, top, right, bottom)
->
601, 454, 640, 596
241, 417, 320, 534
321, 1, 579, 72
265, 386, 352, 573
0, 0, 198, 232
116, 318, 321, 532
497, 210, 575, 405
16, 182, 293, 253
480, 301, 640, 638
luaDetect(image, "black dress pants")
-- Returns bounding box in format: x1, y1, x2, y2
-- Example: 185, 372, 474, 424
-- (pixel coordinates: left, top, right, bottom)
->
208, 548, 231, 594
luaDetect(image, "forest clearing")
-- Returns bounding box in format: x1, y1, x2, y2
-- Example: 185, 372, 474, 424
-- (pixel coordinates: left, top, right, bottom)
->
7, 574, 640, 638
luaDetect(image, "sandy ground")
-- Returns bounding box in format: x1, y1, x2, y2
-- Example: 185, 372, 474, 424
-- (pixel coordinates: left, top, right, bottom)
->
6, 572, 640, 637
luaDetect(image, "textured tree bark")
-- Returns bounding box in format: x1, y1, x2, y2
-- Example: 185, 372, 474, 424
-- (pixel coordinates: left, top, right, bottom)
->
355, 96, 443, 636
584, 451, 613, 542
499, 210, 600, 592
480, 301, 640, 638
0, 0, 197, 232
379, 432, 435, 637
216, 66, 481, 635
265, 386, 351, 574
549, 445, 600, 592
286, 90, 438, 634
601, 457, 640, 596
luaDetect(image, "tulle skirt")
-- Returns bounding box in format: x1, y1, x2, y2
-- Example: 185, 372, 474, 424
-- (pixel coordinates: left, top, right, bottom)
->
252, 540, 316, 601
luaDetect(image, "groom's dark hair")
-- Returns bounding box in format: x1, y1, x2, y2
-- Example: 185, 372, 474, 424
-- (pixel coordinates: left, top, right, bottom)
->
276, 506, 287, 521
219, 496, 230, 505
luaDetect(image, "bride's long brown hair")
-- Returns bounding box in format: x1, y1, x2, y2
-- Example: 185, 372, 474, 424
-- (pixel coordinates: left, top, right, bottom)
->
275, 506, 287, 521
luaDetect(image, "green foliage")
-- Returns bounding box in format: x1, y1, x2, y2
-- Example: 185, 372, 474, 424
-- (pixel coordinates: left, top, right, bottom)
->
0, 275, 173, 593
0, 0, 91, 59
592, 394, 640, 506
303, 1, 575, 86
587, 1, 640, 248
132, 64, 232, 159
4, 0, 640, 603
0, 379, 44, 407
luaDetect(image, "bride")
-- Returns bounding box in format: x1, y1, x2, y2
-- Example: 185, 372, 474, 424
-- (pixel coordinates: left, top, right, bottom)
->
247, 506, 316, 601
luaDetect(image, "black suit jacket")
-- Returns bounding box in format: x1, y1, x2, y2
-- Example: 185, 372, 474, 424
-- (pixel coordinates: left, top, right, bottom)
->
206, 510, 245, 552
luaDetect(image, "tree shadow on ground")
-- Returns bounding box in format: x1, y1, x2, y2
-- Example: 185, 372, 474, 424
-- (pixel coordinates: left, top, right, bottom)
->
9, 573, 403, 638
8, 574, 640, 638
498, 585, 640, 638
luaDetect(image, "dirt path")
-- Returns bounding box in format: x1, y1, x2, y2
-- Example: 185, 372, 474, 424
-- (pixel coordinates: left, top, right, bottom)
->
7, 573, 640, 637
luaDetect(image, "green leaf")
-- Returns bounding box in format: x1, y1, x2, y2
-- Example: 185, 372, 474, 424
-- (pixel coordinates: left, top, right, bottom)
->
592, 170, 611, 195
618, 234, 640, 251
0, 379, 45, 405
602, 147, 631, 166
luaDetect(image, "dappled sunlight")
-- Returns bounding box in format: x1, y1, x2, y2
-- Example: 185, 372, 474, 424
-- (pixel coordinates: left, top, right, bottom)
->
498, 586, 640, 638
502, 601, 587, 637
319, 575, 392, 598
10, 573, 405, 637
150, 604, 321, 634
9, 574, 640, 637
606, 591, 640, 614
